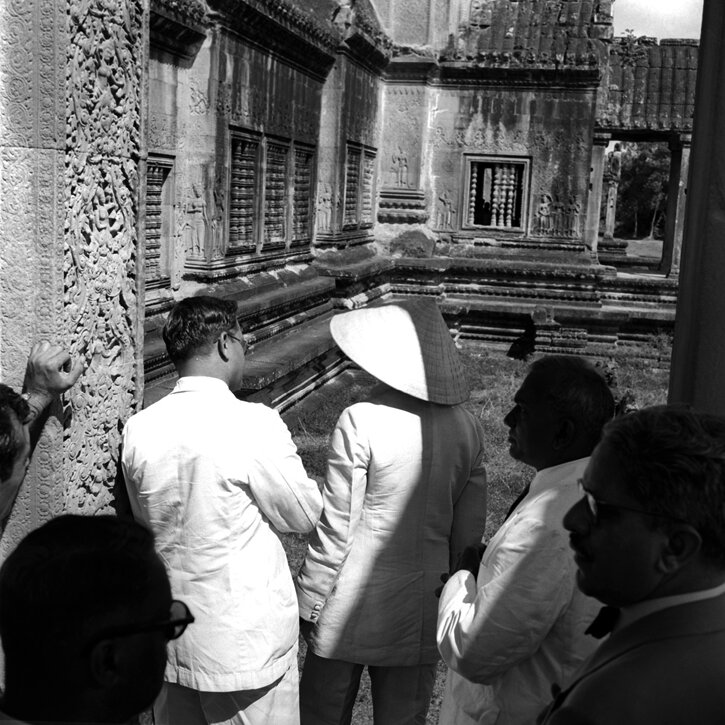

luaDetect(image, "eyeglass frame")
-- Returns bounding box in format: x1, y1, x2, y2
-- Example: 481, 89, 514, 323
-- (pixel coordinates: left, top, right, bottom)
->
84, 599, 195, 652
226, 331, 249, 353
577, 479, 689, 526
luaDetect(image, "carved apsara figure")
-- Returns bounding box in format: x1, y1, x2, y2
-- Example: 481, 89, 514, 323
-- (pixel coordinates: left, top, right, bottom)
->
536, 193, 553, 234
437, 190, 457, 229
211, 186, 226, 258
552, 197, 565, 236
316, 184, 332, 233
566, 195, 582, 237
392, 146, 409, 187
186, 184, 209, 257
172, 201, 188, 290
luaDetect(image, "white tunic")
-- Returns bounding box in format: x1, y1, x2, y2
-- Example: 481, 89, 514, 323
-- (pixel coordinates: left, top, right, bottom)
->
122, 376, 322, 692
437, 457, 600, 725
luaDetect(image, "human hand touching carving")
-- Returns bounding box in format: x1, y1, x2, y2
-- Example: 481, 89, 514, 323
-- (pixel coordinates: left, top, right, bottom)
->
23, 342, 85, 422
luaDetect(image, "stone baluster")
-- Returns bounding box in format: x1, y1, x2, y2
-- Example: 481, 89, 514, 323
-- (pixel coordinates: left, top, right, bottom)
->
468, 167, 478, 225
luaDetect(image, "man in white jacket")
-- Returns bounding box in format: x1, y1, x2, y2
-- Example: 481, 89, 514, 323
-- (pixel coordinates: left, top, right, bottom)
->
437, 356, 614, 725
123, 295, 322, 725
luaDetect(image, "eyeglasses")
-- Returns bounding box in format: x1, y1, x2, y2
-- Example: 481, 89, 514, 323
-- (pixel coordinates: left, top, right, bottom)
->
86, 599, 195, 650
227, 331, 249, 353
577, 480, 686, 525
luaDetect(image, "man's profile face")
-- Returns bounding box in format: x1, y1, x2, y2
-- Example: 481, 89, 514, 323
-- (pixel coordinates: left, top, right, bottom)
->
503, 372, 559, 470
0, 413, 30, 521
563, 442, 667, 607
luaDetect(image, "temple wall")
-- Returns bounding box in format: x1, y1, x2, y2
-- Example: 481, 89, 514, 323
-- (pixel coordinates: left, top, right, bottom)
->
0, 0, 146, 553
417, 83, 595, 239
317, 53, 382, 243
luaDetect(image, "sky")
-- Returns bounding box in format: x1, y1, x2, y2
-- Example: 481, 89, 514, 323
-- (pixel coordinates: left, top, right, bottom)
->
612, 0, 704, 39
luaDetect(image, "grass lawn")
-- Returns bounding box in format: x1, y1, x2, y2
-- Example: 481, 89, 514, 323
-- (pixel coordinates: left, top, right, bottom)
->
281, 348, 670, 723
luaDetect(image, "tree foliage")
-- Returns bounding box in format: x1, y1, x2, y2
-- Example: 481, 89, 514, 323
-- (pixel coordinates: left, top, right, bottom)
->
601, 142, 670, 239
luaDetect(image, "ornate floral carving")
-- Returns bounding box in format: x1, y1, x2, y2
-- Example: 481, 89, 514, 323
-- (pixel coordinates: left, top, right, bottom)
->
64, 0, 144, 512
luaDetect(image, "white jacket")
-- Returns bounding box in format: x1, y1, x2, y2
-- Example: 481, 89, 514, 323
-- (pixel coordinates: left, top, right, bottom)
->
122, 376, 322, 692
437, 457, 600, 725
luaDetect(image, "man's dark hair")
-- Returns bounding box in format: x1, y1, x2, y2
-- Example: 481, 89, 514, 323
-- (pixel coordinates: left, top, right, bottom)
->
0, 515, 158, 688
601, 406, 725, 568
162, 296, 239, 363
528, 356, 615, 448
0, 384, 30, 481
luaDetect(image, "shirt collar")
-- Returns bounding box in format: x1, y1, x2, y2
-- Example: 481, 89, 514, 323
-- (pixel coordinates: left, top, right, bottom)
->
618, 579, 725, 631
172, 376, 233, 395
529, 456, 590, 496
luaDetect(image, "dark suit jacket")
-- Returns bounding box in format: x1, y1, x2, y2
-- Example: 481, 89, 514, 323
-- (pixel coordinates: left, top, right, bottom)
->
544, 591, 725, 725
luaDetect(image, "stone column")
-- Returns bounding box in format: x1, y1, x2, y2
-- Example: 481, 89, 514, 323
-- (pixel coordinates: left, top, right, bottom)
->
602, 181, 618, 241
669, 0, 725, 411
659, 133, 691, 277
584, 132, 611, 261
0, 0, 147, 553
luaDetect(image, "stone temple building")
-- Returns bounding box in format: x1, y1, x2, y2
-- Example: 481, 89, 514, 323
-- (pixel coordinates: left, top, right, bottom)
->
0, 0, 698, 541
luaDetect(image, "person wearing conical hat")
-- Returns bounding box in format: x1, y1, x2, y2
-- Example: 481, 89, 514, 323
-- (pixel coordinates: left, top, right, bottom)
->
296, 298, 487, 725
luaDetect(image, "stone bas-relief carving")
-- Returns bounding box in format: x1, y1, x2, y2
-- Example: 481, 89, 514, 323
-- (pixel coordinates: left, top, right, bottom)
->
436, 190, 457, 229
316, 182, 333, 232
64, 0, 144, 511
392, 146, 409, 187
534, 192, 582, 238
185, 184, 209, 257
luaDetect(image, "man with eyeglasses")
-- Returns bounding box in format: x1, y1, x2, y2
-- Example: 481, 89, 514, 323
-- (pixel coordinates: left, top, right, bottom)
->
122, 295, 322, 725
437, 356, 614, 724
541, 406, 725, 724
0, 514, 193, 724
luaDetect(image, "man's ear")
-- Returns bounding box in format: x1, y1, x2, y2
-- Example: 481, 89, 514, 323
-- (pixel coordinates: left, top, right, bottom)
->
552, 417, 576, 451
657, 524, 703, 574
217, 333, 231, 362
89, 640, 121, 688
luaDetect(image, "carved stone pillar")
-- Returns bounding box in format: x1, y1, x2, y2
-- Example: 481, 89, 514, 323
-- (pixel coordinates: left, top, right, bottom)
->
669, 0, 725, 411
0, 0, 147, 552
584, 132, 611, 261
602, 179, 619, 241
659, 133, 691, 277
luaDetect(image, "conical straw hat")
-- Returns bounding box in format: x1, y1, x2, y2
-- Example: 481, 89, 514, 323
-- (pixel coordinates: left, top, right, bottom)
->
330, 298, 469, 405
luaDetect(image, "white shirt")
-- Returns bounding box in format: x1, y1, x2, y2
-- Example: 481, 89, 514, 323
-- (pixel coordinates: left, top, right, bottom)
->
437, 457, 600, 725
122, 376, 322, 692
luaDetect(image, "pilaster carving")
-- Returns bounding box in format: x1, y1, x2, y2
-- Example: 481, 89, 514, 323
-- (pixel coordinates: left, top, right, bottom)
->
64, 0, 145, 512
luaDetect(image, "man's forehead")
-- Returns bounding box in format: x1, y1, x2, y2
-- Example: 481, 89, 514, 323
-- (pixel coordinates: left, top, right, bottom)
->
584, 443, 625, 492
515, 372, 548, 403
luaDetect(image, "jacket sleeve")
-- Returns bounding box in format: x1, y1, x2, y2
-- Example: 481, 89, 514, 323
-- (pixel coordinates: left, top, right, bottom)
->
295, 406, 369, 621
437, 516, 574, 684
246, 407, 322, 534
449, 417, 487, 569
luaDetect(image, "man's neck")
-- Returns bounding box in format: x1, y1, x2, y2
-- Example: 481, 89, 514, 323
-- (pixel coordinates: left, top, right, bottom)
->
176, 362, 231, 387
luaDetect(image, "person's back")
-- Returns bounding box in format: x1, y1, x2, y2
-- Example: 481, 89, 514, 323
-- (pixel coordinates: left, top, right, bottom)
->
122, 295, 321, 725
296, 299, 487, 725
298, 384, 486, 665
124, 378, 312, 689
